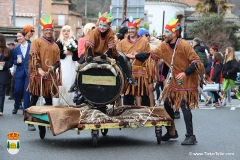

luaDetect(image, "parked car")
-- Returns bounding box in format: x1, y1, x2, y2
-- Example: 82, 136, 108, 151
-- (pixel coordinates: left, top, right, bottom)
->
232, 51, 240, 99
235, 51, 240, 83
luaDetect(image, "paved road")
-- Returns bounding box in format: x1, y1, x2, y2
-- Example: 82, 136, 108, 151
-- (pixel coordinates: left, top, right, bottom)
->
0, 96, 240, 160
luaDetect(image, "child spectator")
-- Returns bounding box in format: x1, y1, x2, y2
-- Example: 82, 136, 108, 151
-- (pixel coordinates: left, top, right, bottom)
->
221, 47, 240, 101
209, 52, 223, 107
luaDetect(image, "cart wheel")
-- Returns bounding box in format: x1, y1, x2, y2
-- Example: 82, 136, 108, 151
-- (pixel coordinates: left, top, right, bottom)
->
92, 135, 98, 147
38, 126, 46, 139
101, 129, 108, 136
157, 134, 162, 144
155, 126, 162, 144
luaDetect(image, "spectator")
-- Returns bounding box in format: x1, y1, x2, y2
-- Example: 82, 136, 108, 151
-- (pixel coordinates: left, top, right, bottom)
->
78, 23, 96, 59
0, 33, 13, 116
115, 26, 128, 46
14, 39, 18, 46
12, 30, 31, 116
192, 37, 211, 105
23, 25, 35, 43
209, 52, 223, 107
221, 47, 240, 101
7, 42, 15, 49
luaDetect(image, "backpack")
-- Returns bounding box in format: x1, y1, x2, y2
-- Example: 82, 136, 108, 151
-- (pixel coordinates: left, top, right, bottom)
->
210, 62, 223, 84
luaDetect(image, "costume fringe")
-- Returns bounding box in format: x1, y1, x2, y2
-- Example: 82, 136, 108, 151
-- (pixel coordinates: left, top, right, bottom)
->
160, 62, 208, 110
124, 63, 149, 96
194, 62, 210, 86
125, 76, 149, 96
28, 52, 61, 98
145, 56, 159, 83
160, 86, 199, 110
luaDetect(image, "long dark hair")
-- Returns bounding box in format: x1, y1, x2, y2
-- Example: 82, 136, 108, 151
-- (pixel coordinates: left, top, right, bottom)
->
0, 33, 10, 58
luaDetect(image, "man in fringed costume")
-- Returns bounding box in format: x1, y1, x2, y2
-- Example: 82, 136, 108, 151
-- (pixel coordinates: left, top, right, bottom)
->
117, 16, 154, 106
150, 18, 207, 145
27, 15, 61, 131
68, 12, 137, 99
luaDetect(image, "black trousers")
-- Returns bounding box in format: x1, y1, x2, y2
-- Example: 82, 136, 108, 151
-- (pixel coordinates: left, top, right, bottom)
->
210, 91, 220, 102
30, 94, 52, 107
123, 95, 135, 105
123, 95, 151, 106
164, 98, 194, 136
155, 82, 164, 100
5, 73, 11, 95
0, 84, 6, 112
9, 75, 15, 97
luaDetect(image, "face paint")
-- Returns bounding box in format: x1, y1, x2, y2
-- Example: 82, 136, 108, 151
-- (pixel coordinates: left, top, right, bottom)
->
128, 27, 137, 31
99, 23, 109, 29
164, 30, 173, 35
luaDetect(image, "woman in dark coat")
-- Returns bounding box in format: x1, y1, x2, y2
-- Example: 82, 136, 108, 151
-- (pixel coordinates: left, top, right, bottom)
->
221, 47, 240, 100
0, 34, 13, 115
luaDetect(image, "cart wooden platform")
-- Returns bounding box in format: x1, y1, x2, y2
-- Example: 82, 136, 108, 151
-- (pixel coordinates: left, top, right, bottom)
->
24, 105, 174, 147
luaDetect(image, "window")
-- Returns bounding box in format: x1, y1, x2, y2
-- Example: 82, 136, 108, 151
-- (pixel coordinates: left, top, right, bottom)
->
15, 17, 33, 27
58, 15, 65, 26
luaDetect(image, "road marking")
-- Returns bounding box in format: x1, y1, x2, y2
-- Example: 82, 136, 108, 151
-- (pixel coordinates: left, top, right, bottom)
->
199, 107, 216, 109
230, 107, 236, 110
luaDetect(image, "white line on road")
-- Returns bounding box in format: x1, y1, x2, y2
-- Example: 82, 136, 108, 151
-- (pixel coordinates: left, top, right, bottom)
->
230, 107, 236, 110
199, 108, 216, 109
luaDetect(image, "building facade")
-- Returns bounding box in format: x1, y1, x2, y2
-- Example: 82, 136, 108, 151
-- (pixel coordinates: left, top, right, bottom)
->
0, 0, 82, 43
145, 0, 194, 37
51, 1, 82, 40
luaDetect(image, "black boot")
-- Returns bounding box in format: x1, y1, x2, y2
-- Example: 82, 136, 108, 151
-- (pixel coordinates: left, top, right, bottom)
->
68, 78, 78, 93
116, 56, 137, 85
161, 130, 178, 141
76, 95, 85, 105
181, 135, 198, 145
73, 93, 79, 103
86, 48, 93, 62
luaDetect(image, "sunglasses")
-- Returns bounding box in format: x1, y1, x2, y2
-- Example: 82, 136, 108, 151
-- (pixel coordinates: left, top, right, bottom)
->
31, 30, 35, 33
99, 23, 109, 29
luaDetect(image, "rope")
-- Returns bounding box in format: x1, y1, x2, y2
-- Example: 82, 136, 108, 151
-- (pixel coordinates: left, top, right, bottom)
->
39, 59, 71, 107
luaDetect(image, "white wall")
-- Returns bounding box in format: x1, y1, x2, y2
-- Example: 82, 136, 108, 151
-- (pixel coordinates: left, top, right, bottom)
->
145, 2, 188, 37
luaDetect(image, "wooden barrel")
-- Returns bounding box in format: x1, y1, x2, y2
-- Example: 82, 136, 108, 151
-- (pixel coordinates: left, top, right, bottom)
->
77, 57, 126, 106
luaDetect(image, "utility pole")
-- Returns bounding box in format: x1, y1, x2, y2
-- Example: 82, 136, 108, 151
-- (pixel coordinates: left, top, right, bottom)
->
122, 0, 127, 26
162, 11, 165, 38
38, 0, 42, 38
12, 0, 16, 27
85, 0, 87, 19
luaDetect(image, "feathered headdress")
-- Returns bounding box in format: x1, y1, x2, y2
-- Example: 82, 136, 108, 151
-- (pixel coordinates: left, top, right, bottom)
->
121, 16, 141, 28
39, 14, 54, 30
165, 17, 180, 33
98, 12, 114, 25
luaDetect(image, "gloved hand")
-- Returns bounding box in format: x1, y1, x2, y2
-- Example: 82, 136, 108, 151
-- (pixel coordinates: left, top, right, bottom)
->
87, 56, 93, 62
100, 54, 107, 59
